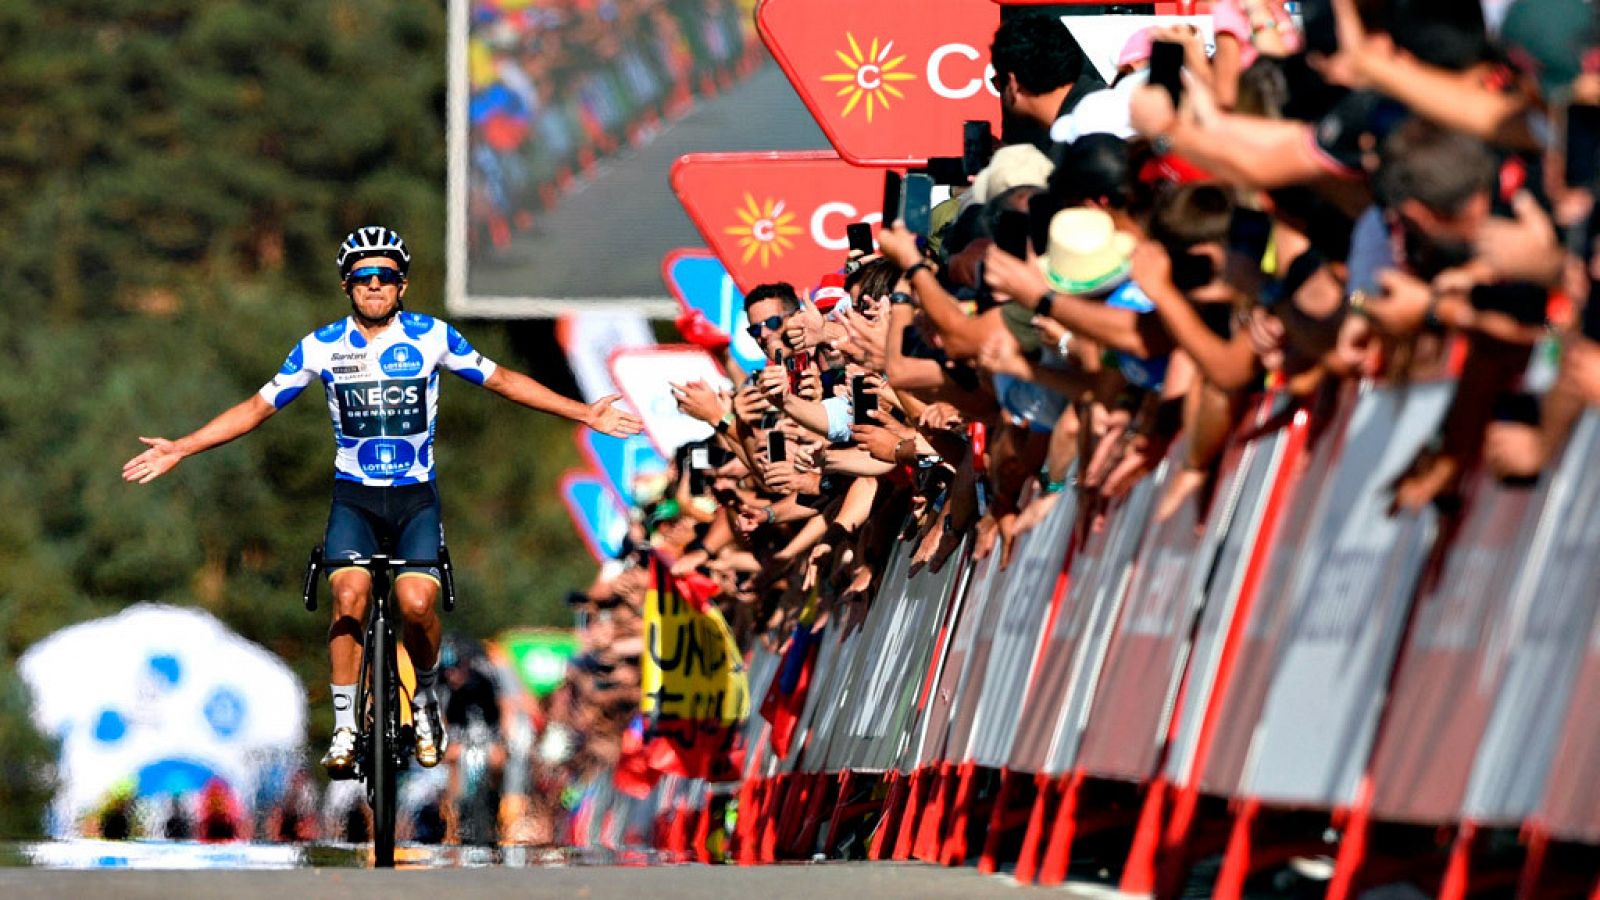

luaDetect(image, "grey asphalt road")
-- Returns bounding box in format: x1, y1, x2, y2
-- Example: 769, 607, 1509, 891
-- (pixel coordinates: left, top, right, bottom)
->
0, 862, 1138, 899
466, 62, 831, 302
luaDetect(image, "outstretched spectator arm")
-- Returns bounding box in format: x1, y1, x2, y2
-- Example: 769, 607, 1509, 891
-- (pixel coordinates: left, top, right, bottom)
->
1356, 54, 1536, 149
1130, 77, 1341, 189
1131, 242, 1260, 390
878, 222, 995, 360
983, 244, 1171, 358
1330, 0, 1537, 149
885, 301, 951, 392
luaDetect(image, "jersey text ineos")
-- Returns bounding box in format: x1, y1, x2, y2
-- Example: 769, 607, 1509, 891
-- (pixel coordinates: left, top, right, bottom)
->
257, 313, 498, 486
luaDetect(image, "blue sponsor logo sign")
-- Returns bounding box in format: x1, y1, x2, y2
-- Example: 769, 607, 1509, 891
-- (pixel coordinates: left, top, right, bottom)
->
580, 429, 667, 506
560, 473, 630, 562
663, 250, 767, 374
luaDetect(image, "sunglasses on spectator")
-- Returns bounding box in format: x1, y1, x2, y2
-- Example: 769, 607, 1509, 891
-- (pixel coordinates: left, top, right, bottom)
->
346, 266, 405, 286
746, 315, 786, 339
990, 71, 1008, 93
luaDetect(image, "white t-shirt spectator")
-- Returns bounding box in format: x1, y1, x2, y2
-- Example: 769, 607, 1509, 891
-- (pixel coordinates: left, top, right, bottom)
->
1051, 69, 1147, 145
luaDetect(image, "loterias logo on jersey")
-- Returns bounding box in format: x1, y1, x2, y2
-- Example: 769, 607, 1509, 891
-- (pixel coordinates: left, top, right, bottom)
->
758, 0, 1001, 165
672, 152, 886, 293
379, 343, 425, 377
357, 440, 418, 479
338, 379, 427, 438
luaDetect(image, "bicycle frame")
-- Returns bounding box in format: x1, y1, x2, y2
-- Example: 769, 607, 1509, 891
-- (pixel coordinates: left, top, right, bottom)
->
304, 545, 456, 867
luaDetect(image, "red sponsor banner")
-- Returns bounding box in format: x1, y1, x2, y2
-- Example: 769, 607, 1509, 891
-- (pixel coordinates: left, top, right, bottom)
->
758, 0, 1001, 165
671, 151, 885, 294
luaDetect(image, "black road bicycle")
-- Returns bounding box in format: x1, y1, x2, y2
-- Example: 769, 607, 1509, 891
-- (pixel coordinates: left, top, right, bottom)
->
303, 544, 455, 868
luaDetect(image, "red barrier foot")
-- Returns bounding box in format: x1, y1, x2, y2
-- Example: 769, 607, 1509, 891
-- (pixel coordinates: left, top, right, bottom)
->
694, 793, 715, 864
939, 763, 979, 866
1037, 771, 1085, 886
1156, 783, 1204, 898
1013, 773, 1055, 885
733, 778, 759, 863
823, 770, 855, 854
893, 767, 929, 861
1213, 798, 1262, 900
1438, 822, 1478, 900
868, 771, 905, 861
1121, 776, 1169, 894
1516, 827, 1548, 900
795, 772, 834, 856
978, 769, 1018, 874
759, 776, 787, 863
666, 803, 689, 856
1326, 781, 1372, 900
913, 764, 952, 862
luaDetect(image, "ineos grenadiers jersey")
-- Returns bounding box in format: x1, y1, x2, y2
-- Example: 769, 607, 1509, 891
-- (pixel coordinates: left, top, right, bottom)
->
257, 313, 498, 486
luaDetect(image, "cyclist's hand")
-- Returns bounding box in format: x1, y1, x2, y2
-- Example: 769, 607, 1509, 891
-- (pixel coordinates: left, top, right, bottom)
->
122, 437, 183, 484
585, 394, 644, 438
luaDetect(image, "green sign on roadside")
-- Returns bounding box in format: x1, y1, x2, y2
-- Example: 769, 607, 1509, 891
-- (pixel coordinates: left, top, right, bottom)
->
496, 629, 581, 698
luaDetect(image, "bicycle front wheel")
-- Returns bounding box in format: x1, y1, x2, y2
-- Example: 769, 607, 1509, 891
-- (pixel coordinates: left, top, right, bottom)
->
368, 617, 398, 868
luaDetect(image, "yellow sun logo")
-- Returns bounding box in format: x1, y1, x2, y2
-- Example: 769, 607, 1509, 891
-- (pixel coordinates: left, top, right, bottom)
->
724, 193, 804, 267
821, 33, 916, 123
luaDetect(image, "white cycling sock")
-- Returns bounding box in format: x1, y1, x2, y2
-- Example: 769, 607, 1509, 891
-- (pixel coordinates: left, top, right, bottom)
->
413, 666, 439, 708
331, 684, 357, 732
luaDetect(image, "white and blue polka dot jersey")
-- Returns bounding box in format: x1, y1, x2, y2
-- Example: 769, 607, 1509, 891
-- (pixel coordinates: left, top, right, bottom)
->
256, 312, 498, 486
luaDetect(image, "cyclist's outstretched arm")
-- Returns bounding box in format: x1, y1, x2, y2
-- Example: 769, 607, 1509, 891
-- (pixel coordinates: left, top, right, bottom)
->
122, 395, 276, 484
481, 368, 643, 438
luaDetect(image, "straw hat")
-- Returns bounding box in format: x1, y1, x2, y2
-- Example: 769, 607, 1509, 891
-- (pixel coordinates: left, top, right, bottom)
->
1037, 208, 1136, 295
968, 144, 1055, 206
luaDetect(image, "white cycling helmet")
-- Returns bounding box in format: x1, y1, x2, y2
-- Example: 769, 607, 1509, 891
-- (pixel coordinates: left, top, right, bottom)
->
336, 225, 411, 278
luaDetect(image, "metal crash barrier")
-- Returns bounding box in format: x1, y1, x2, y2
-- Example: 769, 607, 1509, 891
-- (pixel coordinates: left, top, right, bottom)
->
584, 383, 1600, 898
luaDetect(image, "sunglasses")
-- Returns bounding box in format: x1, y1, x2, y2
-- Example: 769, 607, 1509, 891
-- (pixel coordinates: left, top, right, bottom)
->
746, 315, 786, 339
345, 266, 405, 286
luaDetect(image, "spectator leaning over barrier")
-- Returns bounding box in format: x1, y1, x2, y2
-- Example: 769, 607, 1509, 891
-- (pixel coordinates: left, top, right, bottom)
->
990, 13, 1105, 151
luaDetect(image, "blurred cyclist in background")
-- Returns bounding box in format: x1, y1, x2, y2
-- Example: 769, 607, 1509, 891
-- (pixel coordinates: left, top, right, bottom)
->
439, 635, 507, 844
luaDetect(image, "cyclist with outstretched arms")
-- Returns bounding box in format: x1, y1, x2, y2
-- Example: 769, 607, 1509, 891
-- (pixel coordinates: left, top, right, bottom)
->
121, 226, 642, 776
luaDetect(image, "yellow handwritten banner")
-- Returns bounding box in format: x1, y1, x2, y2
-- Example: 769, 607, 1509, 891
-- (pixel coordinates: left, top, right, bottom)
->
641, 563, 749, 728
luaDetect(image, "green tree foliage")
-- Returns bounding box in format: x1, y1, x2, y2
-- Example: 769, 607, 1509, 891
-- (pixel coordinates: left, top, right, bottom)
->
0, 0, 597, 833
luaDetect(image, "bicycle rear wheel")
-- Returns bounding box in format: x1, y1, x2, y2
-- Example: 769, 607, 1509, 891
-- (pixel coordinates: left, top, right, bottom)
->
368, 615, 398, 868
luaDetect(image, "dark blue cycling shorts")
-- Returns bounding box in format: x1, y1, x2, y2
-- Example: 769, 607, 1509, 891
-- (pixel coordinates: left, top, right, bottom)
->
324, 479, 443, 582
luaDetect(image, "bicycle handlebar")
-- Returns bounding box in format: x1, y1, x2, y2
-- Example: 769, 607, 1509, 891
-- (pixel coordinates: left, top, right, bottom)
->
302, 546, 457, 614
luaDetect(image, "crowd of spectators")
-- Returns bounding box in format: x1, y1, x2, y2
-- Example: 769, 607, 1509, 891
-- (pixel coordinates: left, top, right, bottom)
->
561, 0, 1600, 671
468, 0, 759, 250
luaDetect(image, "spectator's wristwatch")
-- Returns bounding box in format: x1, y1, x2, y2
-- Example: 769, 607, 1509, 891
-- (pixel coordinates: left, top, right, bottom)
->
1035, 290, 1056, 317
889, 291, 916, 307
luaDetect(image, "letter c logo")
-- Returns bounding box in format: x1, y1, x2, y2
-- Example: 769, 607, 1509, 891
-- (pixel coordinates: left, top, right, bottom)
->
927, 43, 997, 100
811, 204, 885, 251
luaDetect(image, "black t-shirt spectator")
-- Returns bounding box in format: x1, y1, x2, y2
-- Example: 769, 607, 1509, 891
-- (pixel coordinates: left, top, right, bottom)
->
445, 668, 501, 731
